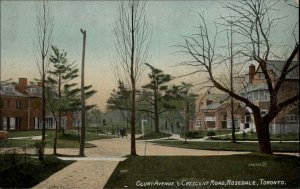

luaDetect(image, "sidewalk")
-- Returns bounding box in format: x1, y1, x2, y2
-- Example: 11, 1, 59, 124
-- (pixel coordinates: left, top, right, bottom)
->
33, 137, 250, 189
33, 161, 119, 189
157, 133, 300, 143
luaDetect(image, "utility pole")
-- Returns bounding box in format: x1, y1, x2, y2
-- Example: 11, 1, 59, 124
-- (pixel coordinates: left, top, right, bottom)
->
79, 28, 86, 156
230, 22, 236, 143
0, 48, 2, 130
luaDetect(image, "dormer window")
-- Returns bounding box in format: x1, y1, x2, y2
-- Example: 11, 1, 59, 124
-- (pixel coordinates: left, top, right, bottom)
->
30, 88, 37, 93
258, 72, 264, 79
4, 86, 14, 93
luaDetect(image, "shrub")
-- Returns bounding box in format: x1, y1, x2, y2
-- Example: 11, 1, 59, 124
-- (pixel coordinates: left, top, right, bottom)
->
207, 131, 215, 138
183, 131, 201, 138
34, 141, 46, 161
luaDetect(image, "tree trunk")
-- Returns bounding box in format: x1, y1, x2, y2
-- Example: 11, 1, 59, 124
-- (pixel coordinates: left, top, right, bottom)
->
130, 84, 136, 155
79, 29, 86, 157
42, 60, 46, 141
255, 119, 272, 154
154, 88, 159, 133
130, 4, 137, 156
58, 76, 62, 135
53, 121, 58, 155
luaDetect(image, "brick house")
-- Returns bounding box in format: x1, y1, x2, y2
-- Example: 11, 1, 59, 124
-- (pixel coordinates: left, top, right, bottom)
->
192, 59, 299, 133
0, 78, 74, 130
193, 93, 246, 131
243, 60, 299, 134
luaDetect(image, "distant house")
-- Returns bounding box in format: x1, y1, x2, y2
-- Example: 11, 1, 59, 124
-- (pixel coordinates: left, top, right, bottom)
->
192, 59, 299, 133
0, 78, 75, 130
243, 60, 299, 134
193, 93, 246, 131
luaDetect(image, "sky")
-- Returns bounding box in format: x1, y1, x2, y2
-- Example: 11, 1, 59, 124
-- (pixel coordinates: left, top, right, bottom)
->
1, 0, 298, 111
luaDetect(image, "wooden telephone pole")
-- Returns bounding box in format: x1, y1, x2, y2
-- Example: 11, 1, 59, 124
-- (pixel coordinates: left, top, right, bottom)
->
230, 23, 236, 143
79, 29, 86, 156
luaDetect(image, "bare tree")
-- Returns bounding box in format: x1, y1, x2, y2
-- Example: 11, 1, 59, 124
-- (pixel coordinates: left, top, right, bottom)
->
178, 1, 299, 154
112, 0, 151, 155
34, 0, 54, 141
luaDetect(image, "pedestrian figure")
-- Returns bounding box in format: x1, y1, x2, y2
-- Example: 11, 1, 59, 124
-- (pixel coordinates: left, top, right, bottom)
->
120, 128, 126, 138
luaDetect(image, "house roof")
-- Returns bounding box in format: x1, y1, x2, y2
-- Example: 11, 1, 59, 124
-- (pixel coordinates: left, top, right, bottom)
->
205, 103, 223, 110
0, 81, 42, 98
243, 82, 268, 93
257, 60, 299, 80
206, 93, 229, 103
0, 84, 26, 97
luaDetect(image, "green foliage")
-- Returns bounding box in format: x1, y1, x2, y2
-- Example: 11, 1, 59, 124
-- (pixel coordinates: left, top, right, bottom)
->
0, 155, 73, 188
142, 63, 172, 91
107, 80, 131, 111
140, 63, 174, 132
152, 141, 299, 152
136, 132, 172, 140
34, 141, 47, 160
183, 131, 201, 138
47, 45, 97, 113
106, 81, 131, 124
207, 131, 216, 138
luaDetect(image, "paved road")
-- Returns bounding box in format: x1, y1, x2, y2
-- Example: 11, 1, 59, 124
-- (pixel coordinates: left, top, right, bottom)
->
34, 136, 249, 189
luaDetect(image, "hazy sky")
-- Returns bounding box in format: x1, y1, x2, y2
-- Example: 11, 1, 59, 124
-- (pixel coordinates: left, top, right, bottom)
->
1, 0, 298, 111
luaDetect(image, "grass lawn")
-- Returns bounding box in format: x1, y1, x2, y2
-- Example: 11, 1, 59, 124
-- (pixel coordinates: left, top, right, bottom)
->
151, 140, 299, 152
105, 154, 300, 188
0, 154, 74, 188
8, 130, 54, 138
136, 132, 172, 140
6, 130, 115, 148
218, 133, 299, 141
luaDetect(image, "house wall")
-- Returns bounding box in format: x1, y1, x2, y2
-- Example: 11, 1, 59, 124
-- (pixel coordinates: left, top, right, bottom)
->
1, 96, 43, 130
1, 78, 76, 131
269, 123, 299, 134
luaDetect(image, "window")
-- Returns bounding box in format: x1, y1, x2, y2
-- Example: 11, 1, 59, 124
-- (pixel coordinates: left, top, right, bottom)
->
4, 86, 14, 93
258, 72, 264, 79
261, 110, 267, 117
2, 117, 7, 130
15, 117, 21, 130
34, 117, 42, 129
227, 119, 239, 128
195, 119, 202, 128
30, 88, 37, 93
9, 117, 15, 130
245, 112, 251, 122
7, 100, 11, 109
16, 100, 22, 110
286, 115, 299, 123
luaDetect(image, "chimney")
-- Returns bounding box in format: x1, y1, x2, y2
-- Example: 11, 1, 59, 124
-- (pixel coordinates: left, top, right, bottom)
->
17, 78, 27, 93
249, 64, 255, 84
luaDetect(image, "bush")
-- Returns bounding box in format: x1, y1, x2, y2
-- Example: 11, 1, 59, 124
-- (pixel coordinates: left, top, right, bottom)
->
183, 131, 202, 138
207, 131, 216, 138
34, 141, 46, 161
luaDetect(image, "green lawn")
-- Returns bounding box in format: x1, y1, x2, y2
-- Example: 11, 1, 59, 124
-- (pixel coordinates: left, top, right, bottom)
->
136, 132, 172, 140
105, 154, 300, 188
0, 154, 73, 188
8, 130, 54, 138
151, 140, 299, 152
218, 133, 299, 141
5, 130, 115, 148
